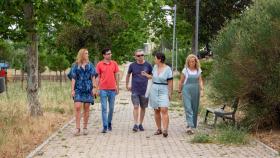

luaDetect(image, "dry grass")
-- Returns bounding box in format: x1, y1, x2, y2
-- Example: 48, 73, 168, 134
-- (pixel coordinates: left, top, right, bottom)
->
0, 81, 73, 158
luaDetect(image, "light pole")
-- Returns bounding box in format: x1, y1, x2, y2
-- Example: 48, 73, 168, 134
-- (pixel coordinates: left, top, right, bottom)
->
176, 38, 178, 72
195, 0, 200, 56
161, 4, 176, 70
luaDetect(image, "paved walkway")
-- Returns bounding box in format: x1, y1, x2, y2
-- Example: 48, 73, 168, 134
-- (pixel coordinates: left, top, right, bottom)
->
29, 65, 279, 158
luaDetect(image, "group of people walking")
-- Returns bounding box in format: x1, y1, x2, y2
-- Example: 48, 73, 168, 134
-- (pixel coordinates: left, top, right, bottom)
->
68, 48, 204, 137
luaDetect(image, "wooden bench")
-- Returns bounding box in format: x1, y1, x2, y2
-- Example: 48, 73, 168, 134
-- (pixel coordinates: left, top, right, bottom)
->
204, 98, 239, 126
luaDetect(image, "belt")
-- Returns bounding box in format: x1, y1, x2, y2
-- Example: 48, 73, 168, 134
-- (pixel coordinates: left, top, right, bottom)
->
153, 82, 168, 85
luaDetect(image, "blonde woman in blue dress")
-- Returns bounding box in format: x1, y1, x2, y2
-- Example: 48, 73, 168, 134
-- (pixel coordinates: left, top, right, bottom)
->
178, 54, 204, 134
69, 48, 97, 136
141, 52, 173, 137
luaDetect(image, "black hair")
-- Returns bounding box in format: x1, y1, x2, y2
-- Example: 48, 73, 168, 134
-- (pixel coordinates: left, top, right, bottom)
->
101, 48, 111, 55
155, 52, 165, 63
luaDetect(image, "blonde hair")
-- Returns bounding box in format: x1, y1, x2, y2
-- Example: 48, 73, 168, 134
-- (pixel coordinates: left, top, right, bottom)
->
185, 54, 201, 70
76, 48, 89, 65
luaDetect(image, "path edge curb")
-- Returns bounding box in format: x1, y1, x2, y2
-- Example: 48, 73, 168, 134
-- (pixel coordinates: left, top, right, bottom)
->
26, 117, 75, 158
254, 139, 279, 157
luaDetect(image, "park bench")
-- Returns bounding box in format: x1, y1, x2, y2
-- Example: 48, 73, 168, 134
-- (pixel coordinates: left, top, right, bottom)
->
204, 97, 239, 126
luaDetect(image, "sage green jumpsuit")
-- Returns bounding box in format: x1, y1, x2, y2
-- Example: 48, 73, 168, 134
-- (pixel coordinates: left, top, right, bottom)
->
182, 69, 201, 128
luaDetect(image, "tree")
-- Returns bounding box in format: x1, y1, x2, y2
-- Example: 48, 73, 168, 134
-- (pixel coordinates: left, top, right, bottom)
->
212, 0, 280, 129
11, 48, 27, 88
177, 0, 252, 53
57, 0, 157, 64
38, 51, 47, 88
0, 1, 84, 116
0, 40, 12, 62
57, 55, 70, 85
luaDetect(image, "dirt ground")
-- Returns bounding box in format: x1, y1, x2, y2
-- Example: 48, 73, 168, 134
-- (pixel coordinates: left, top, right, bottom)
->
253, 129, 280, 152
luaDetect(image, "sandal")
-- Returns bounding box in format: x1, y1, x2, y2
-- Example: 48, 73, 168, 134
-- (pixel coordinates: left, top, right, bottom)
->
74, 128, 80, 136
163, 130, 168, 137
154, 129, 162, 135
186, 128, 194, 135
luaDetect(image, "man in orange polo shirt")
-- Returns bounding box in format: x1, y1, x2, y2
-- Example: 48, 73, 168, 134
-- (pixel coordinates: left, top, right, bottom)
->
96, 48, 119, 133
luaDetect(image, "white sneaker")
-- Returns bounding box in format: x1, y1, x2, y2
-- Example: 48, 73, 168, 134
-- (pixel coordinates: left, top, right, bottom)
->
73, 128, 80, 136
83, 128, 88, 135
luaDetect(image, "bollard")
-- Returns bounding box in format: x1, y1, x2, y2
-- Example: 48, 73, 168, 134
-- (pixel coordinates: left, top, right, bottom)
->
0, 77, 5, 93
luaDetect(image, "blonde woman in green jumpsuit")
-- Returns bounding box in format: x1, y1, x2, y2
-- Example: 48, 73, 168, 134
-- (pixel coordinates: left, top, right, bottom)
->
178, 54, 204, 134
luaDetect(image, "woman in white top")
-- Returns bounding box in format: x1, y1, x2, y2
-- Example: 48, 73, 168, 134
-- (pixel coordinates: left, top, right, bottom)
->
178, 54, 204, 134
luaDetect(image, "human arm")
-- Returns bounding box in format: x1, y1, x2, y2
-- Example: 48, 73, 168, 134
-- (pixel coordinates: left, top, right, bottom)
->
167, 79, 173, 100
126, 73, 131, 91
141, 71, 152, 79
95, 75, 100, 96
71, 79, 75, 97
92, 76, 97, 97
115, 72, 120, 94
199, 75, 204, 97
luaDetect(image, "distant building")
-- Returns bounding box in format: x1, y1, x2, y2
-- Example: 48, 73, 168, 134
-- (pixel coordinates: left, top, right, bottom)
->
143, 42, 155, 54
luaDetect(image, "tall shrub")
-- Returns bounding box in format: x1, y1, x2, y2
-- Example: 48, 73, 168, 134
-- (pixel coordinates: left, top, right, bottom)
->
212, 0, 280, 129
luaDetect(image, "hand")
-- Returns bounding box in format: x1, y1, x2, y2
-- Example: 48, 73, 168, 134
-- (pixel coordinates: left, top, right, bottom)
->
168, 93, 172, 100
141, 71, 148, 77
71, 90, 75, 97
200, 90, 204, 97
115, 87, 119, 95
126, 85, 131, 91
92, 89, 97, 98
96, 90, 100, 96
178, 92, 182, 99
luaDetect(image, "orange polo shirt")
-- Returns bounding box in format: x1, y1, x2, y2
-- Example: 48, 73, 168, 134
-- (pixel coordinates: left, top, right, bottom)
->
96, 60, 119, 90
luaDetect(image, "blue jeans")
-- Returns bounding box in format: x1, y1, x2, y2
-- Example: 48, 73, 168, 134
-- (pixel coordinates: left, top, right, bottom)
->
99, 90, 116, 129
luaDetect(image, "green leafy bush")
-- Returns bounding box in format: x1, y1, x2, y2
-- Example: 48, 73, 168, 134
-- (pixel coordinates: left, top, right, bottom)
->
211, 0, 280, 129
200, 60, 214, 79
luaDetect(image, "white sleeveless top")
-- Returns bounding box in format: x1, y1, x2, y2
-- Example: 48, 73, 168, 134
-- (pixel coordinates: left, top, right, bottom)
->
182, 67, 202, 84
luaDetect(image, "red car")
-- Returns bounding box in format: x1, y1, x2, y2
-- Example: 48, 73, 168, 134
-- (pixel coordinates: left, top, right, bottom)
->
0, 69, 6, 77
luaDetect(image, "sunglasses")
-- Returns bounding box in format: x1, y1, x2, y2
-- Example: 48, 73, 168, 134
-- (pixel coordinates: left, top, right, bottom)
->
136, 54, 144, 57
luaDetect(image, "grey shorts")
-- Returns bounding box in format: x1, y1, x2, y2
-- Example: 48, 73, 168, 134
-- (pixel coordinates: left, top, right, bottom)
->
131, 94, 148, 108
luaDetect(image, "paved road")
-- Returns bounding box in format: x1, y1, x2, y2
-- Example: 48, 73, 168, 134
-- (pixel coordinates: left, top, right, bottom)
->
30, 64, 278, 158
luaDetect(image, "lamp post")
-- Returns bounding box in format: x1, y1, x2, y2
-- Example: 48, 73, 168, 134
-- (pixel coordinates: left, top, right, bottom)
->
176, 38, 178, 72
162, 4, 176, 70
195, 0, 200, 56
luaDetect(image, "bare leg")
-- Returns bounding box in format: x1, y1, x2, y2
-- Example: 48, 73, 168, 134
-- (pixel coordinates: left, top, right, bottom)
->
139, 107, 146, 124
83, 103, 90, 129
133, 106, 139, 125
161, 107, 169, 131
154, 108, 161, 130
75, 102, 82, 129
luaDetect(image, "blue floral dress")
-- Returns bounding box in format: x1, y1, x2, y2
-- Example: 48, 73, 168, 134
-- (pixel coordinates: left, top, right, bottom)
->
69, 62, 97, 104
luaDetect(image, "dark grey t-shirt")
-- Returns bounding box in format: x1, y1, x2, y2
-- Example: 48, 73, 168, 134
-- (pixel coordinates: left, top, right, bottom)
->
128, 61, 153, 95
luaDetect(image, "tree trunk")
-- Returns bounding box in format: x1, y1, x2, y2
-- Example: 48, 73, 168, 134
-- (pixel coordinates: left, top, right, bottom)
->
21, 69, 24, 89
56, 71, 58, 81
49, 69, 51, 81
38, 72, 41, 88
14, 69, 16, 82
64, 71, 66, 82
23, 2, 42, 116
59, 70, 62, 86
